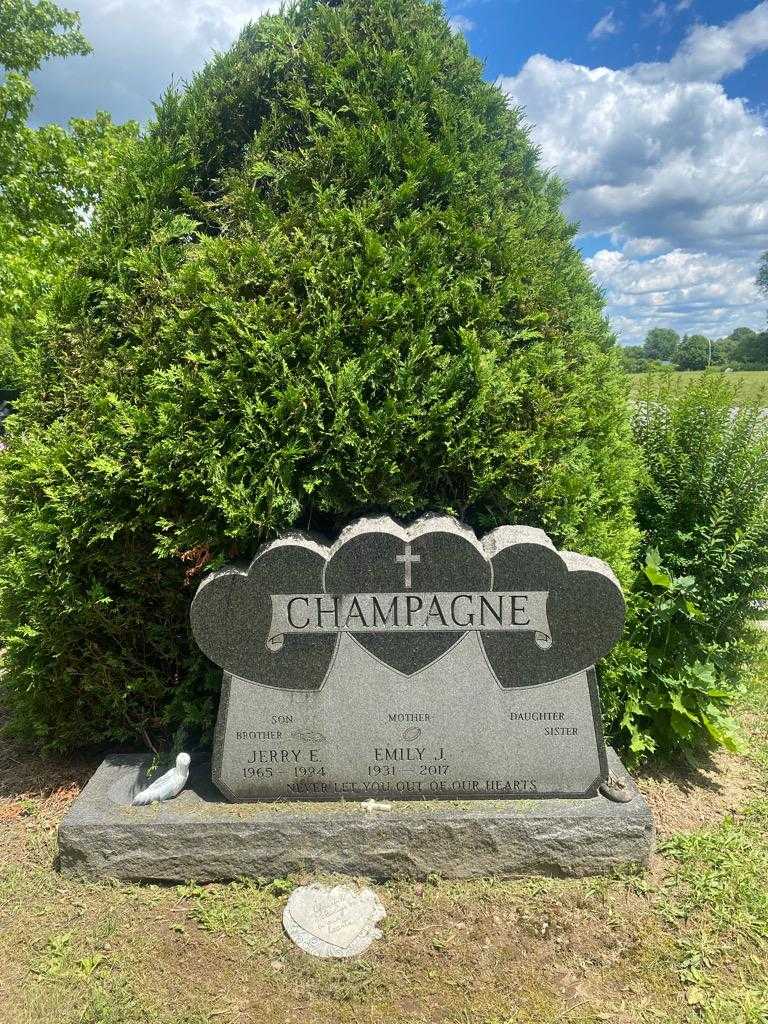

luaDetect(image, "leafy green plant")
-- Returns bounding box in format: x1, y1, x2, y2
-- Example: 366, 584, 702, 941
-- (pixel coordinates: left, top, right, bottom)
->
0, 0, 137, 392
608, 372, 768, 758
616, 548, 744, 758
0, 0, 638, 750
145, 725, 189, 778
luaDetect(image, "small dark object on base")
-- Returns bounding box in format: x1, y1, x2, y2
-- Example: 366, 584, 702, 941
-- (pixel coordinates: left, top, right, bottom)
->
599, 771, 634, 803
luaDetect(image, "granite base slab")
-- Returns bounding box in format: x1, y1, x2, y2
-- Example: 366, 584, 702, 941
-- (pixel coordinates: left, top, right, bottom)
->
58, 749, 654, 883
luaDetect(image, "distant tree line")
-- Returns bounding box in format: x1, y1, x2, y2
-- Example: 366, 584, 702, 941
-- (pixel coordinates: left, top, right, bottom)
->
622, 326, 768, 373
624, 256, 768, 373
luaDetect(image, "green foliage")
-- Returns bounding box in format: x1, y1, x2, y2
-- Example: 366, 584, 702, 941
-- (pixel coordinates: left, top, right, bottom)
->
0, 0, 89, 74
643, 327, 679, 362
710, 335, 735, 366
0, 0, 639, 750
620, 344, 648, 373
614, 372, 768, 757
674, 333, 711, 370
628, 327, 768, 374
0, 0, 138, 390
178, 877, 294, 936
730, 326, 768, 368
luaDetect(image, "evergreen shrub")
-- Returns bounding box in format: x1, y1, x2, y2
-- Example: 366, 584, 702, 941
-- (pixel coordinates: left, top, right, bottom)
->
0, 0, 638, 750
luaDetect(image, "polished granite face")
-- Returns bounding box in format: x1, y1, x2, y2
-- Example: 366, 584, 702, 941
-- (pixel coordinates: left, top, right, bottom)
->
190, 515, 626, 802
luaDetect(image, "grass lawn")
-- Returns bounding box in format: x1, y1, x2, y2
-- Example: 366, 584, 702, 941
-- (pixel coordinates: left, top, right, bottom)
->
630, 369, 768, 406
2, 662, 768, 1024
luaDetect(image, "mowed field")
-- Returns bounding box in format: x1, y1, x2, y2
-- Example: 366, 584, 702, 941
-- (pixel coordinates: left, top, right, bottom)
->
631, 369, 768, 406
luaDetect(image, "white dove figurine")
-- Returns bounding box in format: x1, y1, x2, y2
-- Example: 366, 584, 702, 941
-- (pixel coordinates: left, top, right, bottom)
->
132, 753, 191, 806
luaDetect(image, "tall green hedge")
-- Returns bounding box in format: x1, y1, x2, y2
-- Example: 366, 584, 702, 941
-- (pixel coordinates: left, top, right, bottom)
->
0, 0, 639, 750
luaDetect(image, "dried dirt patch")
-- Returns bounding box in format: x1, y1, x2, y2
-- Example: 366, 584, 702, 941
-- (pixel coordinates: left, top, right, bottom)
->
636, 745, 762, 839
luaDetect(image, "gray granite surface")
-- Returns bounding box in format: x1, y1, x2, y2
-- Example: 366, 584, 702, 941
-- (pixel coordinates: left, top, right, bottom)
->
58, 749, 654, 882
190, 516, 626, 802
212, 643, 609, 802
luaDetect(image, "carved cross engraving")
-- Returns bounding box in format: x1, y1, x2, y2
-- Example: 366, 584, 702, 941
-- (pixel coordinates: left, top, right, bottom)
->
395, 543, 420, 589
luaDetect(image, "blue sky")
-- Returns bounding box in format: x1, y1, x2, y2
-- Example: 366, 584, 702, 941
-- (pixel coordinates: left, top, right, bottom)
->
29, 0, 768, 345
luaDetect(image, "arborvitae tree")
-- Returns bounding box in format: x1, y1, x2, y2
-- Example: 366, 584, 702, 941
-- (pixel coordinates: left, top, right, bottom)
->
0, 0, 639, 750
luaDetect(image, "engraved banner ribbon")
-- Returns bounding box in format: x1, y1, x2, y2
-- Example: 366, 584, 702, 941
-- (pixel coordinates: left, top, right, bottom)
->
266, 591, 552, 652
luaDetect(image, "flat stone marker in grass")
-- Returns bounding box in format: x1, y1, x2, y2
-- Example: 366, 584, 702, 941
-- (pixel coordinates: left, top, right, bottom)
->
283, 884, 386, 958
59, 515, 654, 881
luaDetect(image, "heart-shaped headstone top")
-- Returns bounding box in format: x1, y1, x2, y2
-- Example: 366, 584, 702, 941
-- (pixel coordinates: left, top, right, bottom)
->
478, 526, 626, 687
324, 517, 490, 675
190, 535, 337, 690
190, 515, 625, 689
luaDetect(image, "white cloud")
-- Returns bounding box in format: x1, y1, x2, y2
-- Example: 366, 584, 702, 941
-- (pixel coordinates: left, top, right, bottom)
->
644, 0, 691, 23
589, 9, 621, 41
31, 0, 280, 125
671, 1, 768, 81
503, 54, 768, 256
642, 1, 768, 82
588, 249, 765, 344
448, 14, 475, 35
500, 3, 768, 343
622, 237, 668, 258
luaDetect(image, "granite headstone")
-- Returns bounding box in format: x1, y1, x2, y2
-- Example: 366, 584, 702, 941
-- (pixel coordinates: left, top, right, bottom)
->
190, 515, 625, 803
